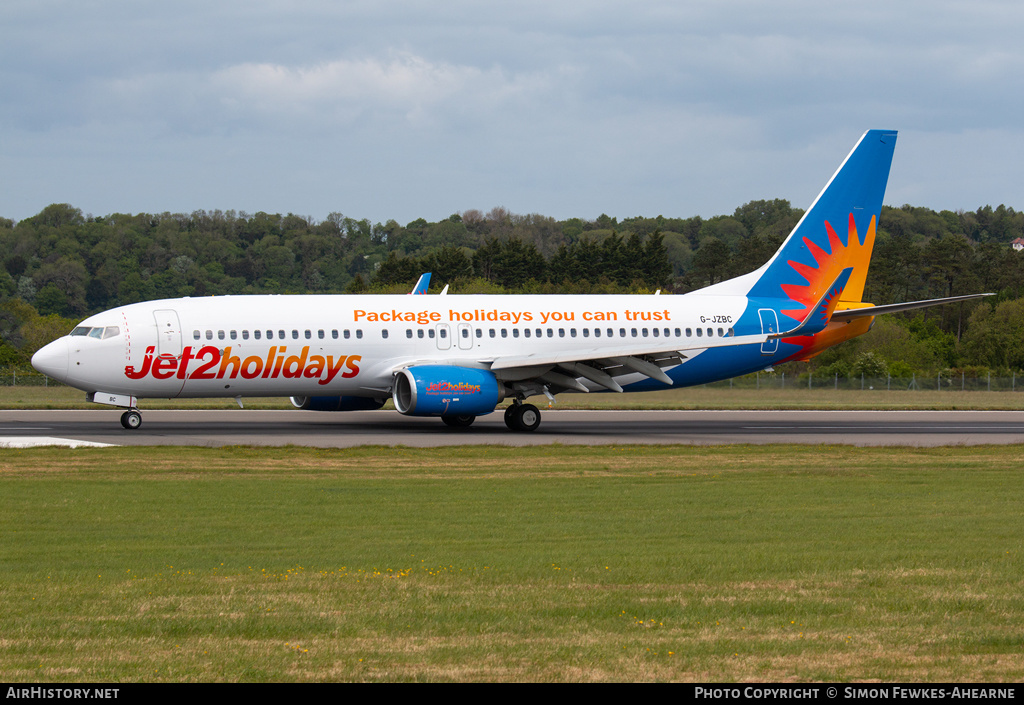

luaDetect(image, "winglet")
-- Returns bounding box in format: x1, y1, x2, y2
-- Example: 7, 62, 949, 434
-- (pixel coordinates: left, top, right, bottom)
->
409, 273, 431, 295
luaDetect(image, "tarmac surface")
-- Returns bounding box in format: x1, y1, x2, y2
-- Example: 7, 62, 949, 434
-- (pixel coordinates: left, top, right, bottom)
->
1, 409, 1023, 447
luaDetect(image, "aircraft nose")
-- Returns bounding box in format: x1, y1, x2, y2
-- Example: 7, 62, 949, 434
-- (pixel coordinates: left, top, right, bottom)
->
31, 338, 69, 381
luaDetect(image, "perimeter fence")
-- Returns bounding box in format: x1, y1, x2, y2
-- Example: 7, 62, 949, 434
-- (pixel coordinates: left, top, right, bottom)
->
1, 368, 56, 386
708, 371, 1024, 392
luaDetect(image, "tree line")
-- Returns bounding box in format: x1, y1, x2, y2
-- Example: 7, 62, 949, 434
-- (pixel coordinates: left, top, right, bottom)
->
3, 201, 1024, 376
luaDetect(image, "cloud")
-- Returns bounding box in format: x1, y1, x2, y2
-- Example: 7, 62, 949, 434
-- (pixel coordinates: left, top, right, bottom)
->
4, 1, 1024, 222
92, 52, 556, 136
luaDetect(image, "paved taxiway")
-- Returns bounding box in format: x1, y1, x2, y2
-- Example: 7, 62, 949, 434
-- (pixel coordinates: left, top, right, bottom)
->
1, 409, 1022, 447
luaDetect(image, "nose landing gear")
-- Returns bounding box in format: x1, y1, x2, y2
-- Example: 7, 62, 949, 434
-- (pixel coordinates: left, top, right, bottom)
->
120, 409, 142, 430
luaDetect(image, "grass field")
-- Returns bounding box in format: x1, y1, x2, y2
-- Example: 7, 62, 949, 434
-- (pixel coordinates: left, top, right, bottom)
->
4, 384, 1024, 411
2, 444, 1023, 682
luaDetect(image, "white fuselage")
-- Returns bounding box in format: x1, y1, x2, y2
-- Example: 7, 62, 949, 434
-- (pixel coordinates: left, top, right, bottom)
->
34, 292, 757, 399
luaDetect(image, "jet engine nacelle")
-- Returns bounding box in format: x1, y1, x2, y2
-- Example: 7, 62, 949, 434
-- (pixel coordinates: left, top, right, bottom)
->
290, 395, 387, 412
392, 366, 504, 417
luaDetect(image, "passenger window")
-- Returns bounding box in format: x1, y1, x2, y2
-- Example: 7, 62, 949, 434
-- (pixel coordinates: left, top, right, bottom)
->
558, 329, 565, 338
439, 329, 447, 339
292, 330, 299, 339
344, 330, 351, 339
266, 330, 273, 339
254, 330, 262, 340
696, 328, 703, 337
619, 328, 626, 337
489, 329, 496, 338
631, 328, 638, 337
406, 329, 413, 339
278, 330, 285, 339
218, 330, 225, 340
318, 329, 325, 339
583, 329, 589, 338
675, 328, 681, 337
461, 328, 468, 339
206, 330, 214, 340
417, 329, 424, 339
193, 330, 201, 340
707, 328, 713, 337
230, 330, 237, 340
382, 329, 389, 339
512, 329, 519, 338
547, 329, 553, 338
570, 329, 577, 338
476, 329, 482, 338
242, 330, 249, 340
304, 330, 311, 339
332, 330, 339, 339
356, 330, 363, 339
727, 328, 734, 336
428, 329, 435, 339
718, 328, 724, 337
653, 328, 659, 337
686, 328, 692, 337
524, 329, 531, 338
501, 329, 508, 338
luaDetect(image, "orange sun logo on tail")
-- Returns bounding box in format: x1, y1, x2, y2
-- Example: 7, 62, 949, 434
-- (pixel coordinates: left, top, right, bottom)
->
780, 213, 876, 324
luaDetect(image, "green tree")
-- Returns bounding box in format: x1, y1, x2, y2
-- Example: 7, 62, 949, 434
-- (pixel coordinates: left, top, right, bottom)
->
961, 298, 1024, 370
490, 238, 546, 289
641, 231, 673, 289
690, 237, 733, 287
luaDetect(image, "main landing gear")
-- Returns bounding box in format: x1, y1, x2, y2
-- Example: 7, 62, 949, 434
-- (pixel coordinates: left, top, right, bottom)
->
504, 402, 541, 432
120, 409, 142, 430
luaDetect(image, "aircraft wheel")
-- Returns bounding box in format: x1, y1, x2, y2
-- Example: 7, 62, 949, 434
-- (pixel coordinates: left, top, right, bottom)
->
516, 404, 541, 432
505, 403, 541, 432
441, 414, 476, 428
120, 410, 142, 430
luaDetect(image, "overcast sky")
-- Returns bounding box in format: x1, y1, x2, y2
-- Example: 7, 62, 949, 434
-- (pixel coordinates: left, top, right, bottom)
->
3, 0, 1023, 225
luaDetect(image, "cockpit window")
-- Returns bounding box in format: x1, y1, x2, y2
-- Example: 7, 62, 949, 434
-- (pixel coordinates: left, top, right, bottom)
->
70, 326, 120, 339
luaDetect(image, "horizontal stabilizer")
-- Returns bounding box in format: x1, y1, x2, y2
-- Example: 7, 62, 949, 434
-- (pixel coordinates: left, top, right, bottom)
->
830, 293, 994, 322
770, 268, 853, 339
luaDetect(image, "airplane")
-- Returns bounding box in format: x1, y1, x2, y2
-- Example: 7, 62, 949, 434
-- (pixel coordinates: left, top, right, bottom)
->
31, 129, 991, 432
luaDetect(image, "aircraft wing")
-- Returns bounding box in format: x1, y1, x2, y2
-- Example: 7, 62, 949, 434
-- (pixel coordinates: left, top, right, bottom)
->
482, 332, 770, 392
480, 276, 855, 393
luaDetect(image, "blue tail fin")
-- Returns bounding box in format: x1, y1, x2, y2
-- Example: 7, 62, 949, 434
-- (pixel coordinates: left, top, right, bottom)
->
746, 130, 897, 326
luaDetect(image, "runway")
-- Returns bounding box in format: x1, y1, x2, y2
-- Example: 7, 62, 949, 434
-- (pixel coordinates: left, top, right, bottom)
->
1, 409, 1023, 447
